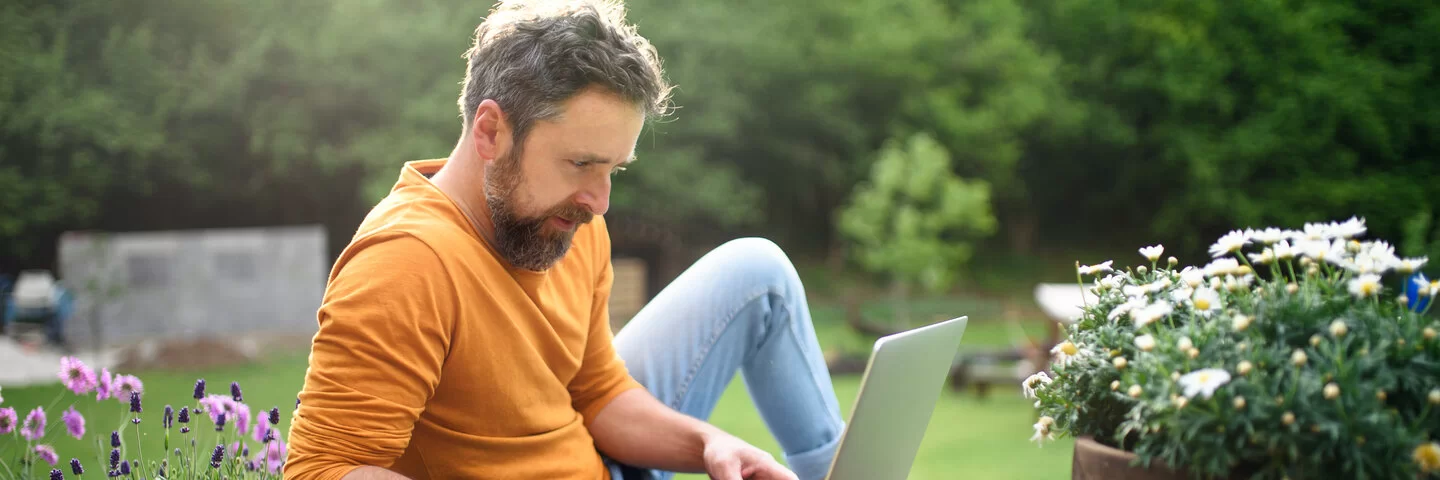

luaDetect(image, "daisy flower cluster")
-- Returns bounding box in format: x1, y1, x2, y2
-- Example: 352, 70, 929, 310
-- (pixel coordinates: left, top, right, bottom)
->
1023, 217, 1439, 479
0, 358, 290, 479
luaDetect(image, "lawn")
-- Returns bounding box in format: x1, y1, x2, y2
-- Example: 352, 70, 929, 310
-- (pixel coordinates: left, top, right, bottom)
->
1, 294, 1073, 479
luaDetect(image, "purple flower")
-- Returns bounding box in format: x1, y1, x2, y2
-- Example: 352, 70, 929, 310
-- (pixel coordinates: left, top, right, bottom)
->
0, 407, 16, 435
180, 426, 190, 434
210, 444, 225, 469
111, 431, 121, 448
110, 448, 119, 468
235, 403, 252, 435
178, 407, 190, 424
231, 381, 243, 402
35, 444, 59, 465
251, 422, 269, 443
95, 368, 114, 401
50, 469, 63, 480
57, 357, 97, 395
215, 412, 227, 432
71, 458, 84, 475
265, 440, 286, 473
128, 391, 142, 413
268, 406, 280, 425
61, 406, 84, 439
119, 460, 130, 475
200, 394, 237, 425
193, 379, 206, 400
163, 405, 174, 429
113, 375, 143, 404
21, 407, 46, 441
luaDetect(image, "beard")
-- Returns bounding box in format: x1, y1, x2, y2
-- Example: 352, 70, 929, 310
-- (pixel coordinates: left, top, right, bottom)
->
483, 152, 593, 271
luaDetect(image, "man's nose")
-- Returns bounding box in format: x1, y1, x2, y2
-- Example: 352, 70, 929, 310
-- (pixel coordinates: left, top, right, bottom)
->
575, 176, 611, 216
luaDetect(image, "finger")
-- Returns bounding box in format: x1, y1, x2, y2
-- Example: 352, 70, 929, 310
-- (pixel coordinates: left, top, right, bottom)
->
711, 458, 743, 480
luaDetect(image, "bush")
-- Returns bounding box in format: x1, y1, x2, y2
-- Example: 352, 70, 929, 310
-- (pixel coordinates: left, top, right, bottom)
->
1024, 217, 1440, 478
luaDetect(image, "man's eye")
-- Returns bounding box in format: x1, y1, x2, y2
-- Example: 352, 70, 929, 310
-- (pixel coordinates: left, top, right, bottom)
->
571, 160, 588, 168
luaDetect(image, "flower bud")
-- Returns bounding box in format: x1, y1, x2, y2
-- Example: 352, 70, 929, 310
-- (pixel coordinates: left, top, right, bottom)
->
1377, 390, 1387, 402
1113, 357, 1128, 369
1171, 371, 1181, 381
1110, 380, 1120, 391
1233, 397, 1246, 410
1329, 320, 1348, 338
1400, 295, 1410, 306
1232, 314, 1252, 332
1178, 337, 1194, 351
1307, 264, 1320, 276
1300, 257, 1314, 267
1134, 334, 1156, 352
1137, 266, 1148, 275
1173, 397, 1188, 409
1324, 383, 1340, 400
1128, 385, 1143, 398
1187, 348, 1200, 359
1238, 361, 1253, 376
1429, 389, 1440, 405
1237, 265, 1253, 276
1424, 327, 1436, 341
1291, 349, 1308, 366
1310, 335, 1322, 347
1286, 283, 1299, 294
1168, 256, 1178, 267
1282, 412, 1295, 425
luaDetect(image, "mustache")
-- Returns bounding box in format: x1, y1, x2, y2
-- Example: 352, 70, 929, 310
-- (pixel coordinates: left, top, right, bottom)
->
546, 203, 593, 225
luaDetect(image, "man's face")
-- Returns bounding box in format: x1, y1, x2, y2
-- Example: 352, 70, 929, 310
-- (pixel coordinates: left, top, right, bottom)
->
484, 88, 644, 271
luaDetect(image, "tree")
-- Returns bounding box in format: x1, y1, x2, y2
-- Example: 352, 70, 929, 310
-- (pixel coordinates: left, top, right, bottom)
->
837, 133, 997, 323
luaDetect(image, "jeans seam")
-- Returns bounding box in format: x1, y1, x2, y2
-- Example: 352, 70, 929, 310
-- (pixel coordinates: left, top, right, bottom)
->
671, 285, 772, 409
773, 297, 843, 453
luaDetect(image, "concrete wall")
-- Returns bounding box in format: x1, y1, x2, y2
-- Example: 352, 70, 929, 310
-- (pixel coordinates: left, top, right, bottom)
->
56, 226, 329, 349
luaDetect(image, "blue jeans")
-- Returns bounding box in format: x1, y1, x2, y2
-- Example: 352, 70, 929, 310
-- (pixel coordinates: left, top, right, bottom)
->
604, 238, 846, 480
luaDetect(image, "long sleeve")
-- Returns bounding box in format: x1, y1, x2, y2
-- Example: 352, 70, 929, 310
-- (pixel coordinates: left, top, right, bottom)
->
568, 218, 643, 426
285, 234, 457, 480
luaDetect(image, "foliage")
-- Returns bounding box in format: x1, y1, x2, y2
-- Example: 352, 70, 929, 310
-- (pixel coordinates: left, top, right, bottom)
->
0, 359, 289, 479
1024, 217, 1440, 479
837, 133, 996, 297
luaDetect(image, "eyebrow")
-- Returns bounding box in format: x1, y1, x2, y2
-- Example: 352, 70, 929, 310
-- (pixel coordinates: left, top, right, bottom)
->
574, 152, 636, 165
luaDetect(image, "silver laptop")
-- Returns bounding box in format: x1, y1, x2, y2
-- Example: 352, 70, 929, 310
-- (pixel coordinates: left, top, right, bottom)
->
823, 316, 968, 480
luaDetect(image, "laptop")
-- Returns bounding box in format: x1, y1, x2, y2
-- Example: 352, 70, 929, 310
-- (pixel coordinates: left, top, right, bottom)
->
823, 316, 968, 480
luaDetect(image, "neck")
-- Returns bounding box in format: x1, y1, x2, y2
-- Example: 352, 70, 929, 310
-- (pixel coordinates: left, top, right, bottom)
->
433, 139, 499, 248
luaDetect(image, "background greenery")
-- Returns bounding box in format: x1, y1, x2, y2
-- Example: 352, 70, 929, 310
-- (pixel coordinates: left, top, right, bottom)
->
3, 0, 1437, 278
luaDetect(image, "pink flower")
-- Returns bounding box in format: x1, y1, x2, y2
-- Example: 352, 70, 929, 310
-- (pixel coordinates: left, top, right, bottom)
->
113, 375, 143, 403
234, 403, 252, 436
95, 368, 115, 401
57, 357, 97, 395
61, 406, 84, 439
264, 440, 286, 473
251, 422, 272, 444
34, 444, 58, 466
0, 407, 16, 435
21, 407, 46, 441
201, 394, 237, 425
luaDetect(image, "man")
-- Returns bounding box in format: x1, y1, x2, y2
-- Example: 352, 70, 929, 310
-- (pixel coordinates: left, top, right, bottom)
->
284, 1, 846, 479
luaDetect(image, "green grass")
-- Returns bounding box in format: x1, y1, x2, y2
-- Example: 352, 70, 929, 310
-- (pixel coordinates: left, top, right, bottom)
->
1, 294, 1071, 479
677, 374, 1072, 480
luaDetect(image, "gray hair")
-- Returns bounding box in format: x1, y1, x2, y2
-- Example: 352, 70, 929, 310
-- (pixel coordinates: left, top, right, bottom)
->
458, 0, 674, 145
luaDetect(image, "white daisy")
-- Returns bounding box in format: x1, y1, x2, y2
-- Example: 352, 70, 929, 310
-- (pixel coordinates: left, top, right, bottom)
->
1192, 288, 1222, 316
1108, 296, 1149, 321
1413, 274, 1438, 297
1301, 221, 1335, 240
1078, 260, 1114, 276
1098, 273, 1127, 291
1209, 230, 1251, 258
1169, 286, 1195, 303
1395, 257, 1428, 274
1251, 227, 1286, 244
1223, 274, 1255, 293
1180, 266, 1205, 288
1348, 274, 1383, 298
1296, 239, 1346, 263
1272, 241, 1297, 260
1139, 245, 1164, 262
1178, 368, 1232, 399
1051, 341, 1093, 367
1021, 371, 1052, 399
1203, 258, 1241, 277
1247, 248, 1276, 265
1131, 300, 1174, 329
1031, 416, 1055, 444
1330, 217, 1367, 239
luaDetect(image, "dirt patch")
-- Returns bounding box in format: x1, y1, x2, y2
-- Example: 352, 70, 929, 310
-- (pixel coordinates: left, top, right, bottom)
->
113, 334, 312, 372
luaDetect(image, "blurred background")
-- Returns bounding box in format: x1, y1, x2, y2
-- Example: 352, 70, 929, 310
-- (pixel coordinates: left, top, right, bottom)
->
1, 0, 1437, 478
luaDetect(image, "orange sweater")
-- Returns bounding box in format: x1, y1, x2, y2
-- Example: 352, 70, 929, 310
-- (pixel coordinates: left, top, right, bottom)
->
285, 159, 641, 479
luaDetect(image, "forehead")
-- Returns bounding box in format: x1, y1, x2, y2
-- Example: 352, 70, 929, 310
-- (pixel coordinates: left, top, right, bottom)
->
524, 88, 645, 163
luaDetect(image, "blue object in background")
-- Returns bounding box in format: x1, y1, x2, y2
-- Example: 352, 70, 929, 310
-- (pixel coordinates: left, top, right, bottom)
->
1405, 272, 1431, 312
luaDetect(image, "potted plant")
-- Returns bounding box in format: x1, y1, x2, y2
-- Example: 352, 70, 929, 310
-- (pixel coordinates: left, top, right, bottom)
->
1023, 217, 1440, 479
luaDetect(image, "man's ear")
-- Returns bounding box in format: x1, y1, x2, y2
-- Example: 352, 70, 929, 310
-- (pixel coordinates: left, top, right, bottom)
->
470, 99, 511, 166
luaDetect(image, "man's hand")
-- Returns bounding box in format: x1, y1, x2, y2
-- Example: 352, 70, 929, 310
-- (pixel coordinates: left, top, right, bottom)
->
702, 433, 799, 480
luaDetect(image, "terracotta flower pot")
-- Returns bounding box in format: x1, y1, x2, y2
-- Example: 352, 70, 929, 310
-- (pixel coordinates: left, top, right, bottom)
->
1071, 436, 1188, 480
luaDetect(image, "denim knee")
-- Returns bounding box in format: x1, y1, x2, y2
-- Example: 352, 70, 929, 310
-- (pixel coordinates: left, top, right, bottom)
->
710, 237, 803, 298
